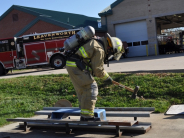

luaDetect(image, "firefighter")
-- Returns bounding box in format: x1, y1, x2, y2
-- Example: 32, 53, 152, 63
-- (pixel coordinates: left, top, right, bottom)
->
65, 31, 123, 121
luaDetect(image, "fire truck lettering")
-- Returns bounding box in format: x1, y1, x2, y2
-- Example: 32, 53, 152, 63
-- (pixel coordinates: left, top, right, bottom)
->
48, 34, 51, 37
59, 32, 63, 35
56, 33, 59, 36
64, 32, 68, 35
45, 38, 51, 40
53, 36, 62, 39
33, 36, 37, 40
52, 33, 55, 37
44, 34, 47, 37
37, 35, 41, 39
41, 35, 44, 38
72, 31, 76, 35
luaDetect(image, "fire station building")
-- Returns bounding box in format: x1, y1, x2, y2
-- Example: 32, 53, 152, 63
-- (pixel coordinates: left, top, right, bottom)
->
99, 0, 184, 57
0, 5, 106, 39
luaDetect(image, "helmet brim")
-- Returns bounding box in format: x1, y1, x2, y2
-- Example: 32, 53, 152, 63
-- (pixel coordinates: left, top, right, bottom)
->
106, 33, 113, 47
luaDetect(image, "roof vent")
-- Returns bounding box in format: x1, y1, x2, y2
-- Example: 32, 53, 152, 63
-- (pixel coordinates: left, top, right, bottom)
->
39, 15, 51, 17
67, 18, 69, 23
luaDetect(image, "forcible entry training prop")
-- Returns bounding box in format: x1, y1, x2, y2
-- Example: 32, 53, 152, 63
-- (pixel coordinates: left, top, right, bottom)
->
112, 80, 140, 99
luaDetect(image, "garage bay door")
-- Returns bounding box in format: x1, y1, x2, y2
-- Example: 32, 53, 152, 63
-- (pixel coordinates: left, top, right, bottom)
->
115, 20, 148, 57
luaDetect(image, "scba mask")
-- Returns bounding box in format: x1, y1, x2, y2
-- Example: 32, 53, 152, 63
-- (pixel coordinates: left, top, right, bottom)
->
106, 33, 123, 61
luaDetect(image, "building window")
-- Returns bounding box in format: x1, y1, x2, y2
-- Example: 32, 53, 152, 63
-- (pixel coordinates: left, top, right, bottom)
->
141, 40, 148, 45
12, 14, 18, 21
127, 42, 132, 47
133, 41, 140, 46
97, 20, 101, 28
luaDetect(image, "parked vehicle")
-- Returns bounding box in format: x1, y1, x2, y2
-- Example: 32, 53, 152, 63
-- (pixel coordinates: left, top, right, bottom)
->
159, 41, 181, 54
158, 34, 183, 54
0, 29, 80, 76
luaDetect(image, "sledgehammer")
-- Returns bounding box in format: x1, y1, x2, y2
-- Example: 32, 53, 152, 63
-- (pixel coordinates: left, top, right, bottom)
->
112, 80, 140, 99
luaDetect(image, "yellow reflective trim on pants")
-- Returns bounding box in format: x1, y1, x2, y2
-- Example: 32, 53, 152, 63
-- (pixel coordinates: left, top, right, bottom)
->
66, 61, 77, 67
81, 109, 94, 116
102, 72, 109, 81
79, 47, 89, 58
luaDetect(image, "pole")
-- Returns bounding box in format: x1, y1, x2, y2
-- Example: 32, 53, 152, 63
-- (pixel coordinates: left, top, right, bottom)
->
154, 44, 157, 56
146, 45, 148, 56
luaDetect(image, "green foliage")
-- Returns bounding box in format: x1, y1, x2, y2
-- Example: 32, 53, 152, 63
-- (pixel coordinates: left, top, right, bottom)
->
0, 73, 184, 127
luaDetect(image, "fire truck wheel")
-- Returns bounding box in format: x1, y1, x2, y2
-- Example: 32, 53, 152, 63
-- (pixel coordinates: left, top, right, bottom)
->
51, 55, 66, 69
0, 65, 4, 76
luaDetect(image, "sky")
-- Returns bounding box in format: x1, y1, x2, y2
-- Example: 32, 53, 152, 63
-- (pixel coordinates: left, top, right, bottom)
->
0, 0, 116, 18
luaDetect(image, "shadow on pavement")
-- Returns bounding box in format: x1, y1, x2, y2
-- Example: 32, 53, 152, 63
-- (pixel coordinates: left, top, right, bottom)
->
0, 126, 143, 138
0, 68, 66, 78
113, 69, 184, 74
163, 115, 184, 119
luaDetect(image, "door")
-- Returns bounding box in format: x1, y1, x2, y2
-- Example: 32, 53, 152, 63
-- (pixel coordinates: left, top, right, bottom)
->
0, 38, 16, 68
24, 42, 47, 65
115, 20, 148, 57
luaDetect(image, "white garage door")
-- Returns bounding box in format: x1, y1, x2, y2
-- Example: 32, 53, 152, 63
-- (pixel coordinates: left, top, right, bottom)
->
115, 20, 148, 57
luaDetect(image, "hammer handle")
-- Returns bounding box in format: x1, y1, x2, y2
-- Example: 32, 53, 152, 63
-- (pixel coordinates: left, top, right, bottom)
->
112, 80, 134, 93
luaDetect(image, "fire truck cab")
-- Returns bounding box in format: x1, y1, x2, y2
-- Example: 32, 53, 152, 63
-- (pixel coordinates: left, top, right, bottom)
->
0, 28, 80, 76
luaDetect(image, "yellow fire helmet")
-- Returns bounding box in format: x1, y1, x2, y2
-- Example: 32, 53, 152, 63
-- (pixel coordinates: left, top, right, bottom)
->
106, 33, 123, 60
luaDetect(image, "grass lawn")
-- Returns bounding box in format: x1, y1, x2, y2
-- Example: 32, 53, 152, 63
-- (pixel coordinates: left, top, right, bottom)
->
0, 73, 184, 127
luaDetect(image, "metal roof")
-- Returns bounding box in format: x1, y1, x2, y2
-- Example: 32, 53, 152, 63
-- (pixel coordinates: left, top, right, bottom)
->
98, 0, 125, 17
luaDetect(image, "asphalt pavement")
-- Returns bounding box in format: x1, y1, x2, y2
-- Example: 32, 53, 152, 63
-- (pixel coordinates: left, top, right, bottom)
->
1, 52, 184, 79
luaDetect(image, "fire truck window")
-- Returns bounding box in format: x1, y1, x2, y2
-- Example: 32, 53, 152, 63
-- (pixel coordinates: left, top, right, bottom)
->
6, 44, 9, 51
0, 46, 5, 52
0, 42, 14, 52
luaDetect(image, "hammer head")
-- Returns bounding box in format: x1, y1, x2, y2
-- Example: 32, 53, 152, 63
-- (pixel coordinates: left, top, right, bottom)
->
131, 86, 140, 99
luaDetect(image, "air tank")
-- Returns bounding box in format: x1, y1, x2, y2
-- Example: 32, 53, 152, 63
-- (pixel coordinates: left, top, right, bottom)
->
64, 26, 95, 50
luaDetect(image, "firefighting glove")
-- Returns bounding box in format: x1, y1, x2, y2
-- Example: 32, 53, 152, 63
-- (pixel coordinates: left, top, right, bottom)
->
104, 76, 113, 85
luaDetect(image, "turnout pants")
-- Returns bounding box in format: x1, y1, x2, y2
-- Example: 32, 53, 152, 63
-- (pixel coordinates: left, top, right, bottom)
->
66, 62, 98, 118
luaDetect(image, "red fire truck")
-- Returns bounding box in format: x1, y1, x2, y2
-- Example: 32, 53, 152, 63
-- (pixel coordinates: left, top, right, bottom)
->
0, 28, 80, 76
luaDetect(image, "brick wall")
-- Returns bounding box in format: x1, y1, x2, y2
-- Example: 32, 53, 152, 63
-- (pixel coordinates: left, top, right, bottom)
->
0, 9, 36, 39
22, 20, 66, 36
0, 8, 104, 39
